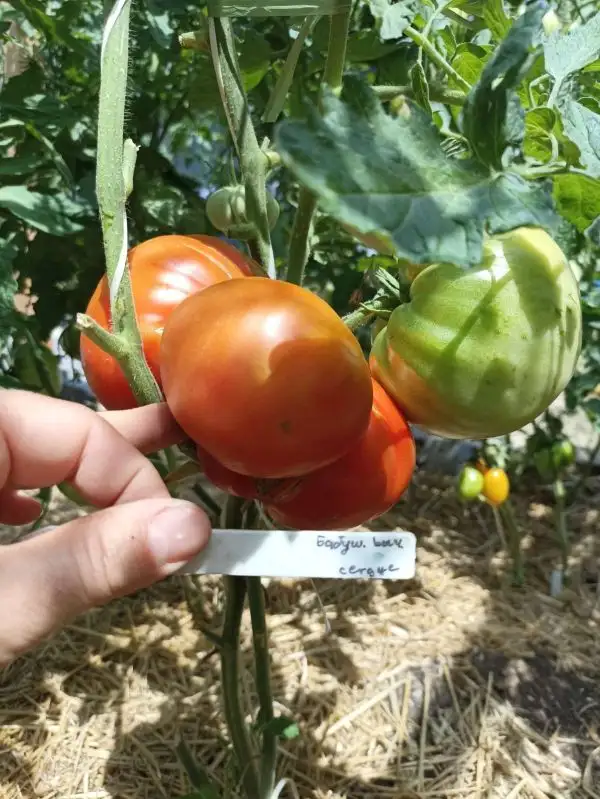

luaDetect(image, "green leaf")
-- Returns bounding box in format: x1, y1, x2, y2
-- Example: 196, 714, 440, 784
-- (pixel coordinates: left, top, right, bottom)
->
0, 186, 89, 235
461, 1, 546, 170
239, 31, 271, 91
345, 29, 398, 63
25, 123, 75, 188
524, 107, 557, 162
482, 0, 511, 42
559, 98, 600, 178
13, 335, 61, 397
586, 216, 600, 246
275, 78, 559, 267
410, 62, 432, 115
368, 0, 418, 41
175, 740, 220, 799
357, 254, 399, 271
0, 238, 18, 335
260, 715, 300, 740
0, 153, 47, 176
552, 173, 600, 232
544, 12, 600, 86
144, 0, 173, 49
448, 44, 491, 92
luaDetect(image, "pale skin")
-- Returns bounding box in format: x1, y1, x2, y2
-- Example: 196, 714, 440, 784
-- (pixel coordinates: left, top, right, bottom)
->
0, 390, 211, 666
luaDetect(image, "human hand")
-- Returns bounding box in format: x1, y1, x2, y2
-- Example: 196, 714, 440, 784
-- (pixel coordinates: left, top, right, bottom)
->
0, 390, 211, 665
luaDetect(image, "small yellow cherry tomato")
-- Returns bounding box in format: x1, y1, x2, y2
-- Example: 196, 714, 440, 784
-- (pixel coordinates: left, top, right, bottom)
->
482, 467, 510, 506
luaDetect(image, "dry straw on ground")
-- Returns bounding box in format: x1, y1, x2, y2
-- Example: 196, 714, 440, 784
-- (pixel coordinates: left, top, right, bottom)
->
1, 473, 599, 798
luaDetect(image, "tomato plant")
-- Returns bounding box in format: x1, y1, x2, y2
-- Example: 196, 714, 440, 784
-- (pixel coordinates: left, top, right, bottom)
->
160, 277, 373, 478
80, 234, 255, 409
370, 228, 582, 440
4, 2, 600, 798
263, 380, 415, 529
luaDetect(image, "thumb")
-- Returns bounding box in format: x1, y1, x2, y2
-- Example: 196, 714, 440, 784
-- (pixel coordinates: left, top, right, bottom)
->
0, 499, 210, 665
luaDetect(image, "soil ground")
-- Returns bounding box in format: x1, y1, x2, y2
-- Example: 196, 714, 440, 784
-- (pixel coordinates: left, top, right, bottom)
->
1, 472, 600, 799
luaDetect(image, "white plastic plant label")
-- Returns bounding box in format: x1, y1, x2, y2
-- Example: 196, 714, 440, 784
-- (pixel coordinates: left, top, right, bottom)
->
178, 529, 417, 580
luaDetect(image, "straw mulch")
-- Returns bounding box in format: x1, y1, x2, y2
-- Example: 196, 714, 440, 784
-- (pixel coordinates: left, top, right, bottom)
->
1, 473, 599, 799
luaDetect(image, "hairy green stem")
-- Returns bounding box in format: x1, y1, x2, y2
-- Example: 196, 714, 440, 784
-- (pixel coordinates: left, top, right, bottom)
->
209, 18, 276, 278
84, 1, 161, 406
247, 577, 276, 798
286, 5, 350, 285
263, 16, 315, 123
499, 501, 524, 586
286, 189, 318, 286
404, 25, 470, 92
221, 574, 260, 798
418, 0, 454, 65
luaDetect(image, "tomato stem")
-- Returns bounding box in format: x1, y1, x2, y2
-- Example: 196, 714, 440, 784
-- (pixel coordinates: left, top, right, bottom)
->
76, 312, 162, 406
208, 18, 276, 278
87, 2, 163, 408
247, 576, 277, 797
263, 16, 316, 124
404, 26, 471, 92
286, 3, 351, 286
220, 573, 261, 798
498, 501, 524, 587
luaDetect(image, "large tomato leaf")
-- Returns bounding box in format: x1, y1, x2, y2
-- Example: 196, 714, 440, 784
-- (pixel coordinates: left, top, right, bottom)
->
0, 186, 91, 235
368, 0, 419, 41
552, 173, 600, 235
461, 1, 546, 170
524, 107, 557, 162
558, 98, 600, 178
544, 12, 600, 93
275, 77, 559, 267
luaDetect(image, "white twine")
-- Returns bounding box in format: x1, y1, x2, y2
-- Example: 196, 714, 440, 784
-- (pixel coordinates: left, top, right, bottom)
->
100, 0, 131, 308
270, 778, 301, 799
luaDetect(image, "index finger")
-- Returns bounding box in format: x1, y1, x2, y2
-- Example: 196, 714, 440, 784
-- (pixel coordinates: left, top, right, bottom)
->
100, 402, 185, 453
0, 390, 170, 507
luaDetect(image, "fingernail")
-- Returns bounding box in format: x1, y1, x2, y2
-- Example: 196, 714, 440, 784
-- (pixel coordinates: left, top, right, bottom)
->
147, 502, 210, 571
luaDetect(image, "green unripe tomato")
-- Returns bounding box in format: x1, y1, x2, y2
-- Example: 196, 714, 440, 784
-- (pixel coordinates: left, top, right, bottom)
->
533, 447, 555, 481
370, 227, 582, 440
206, 185, 280, 240
458, 466, 485, 500
552, 439, 575, 469
370, 317, 387, 345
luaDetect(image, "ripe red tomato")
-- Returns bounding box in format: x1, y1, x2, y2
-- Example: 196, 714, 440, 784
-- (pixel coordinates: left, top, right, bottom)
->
160, 277, 373, 479
81, 235, 255, 410
198, 446, 295, 501
263, 380, 416, 529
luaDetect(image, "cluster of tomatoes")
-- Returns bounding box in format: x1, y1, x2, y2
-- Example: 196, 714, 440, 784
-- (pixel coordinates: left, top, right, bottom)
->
81, 234, 416, 530
81, 223, 582, 529
458, 461, 510, 507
